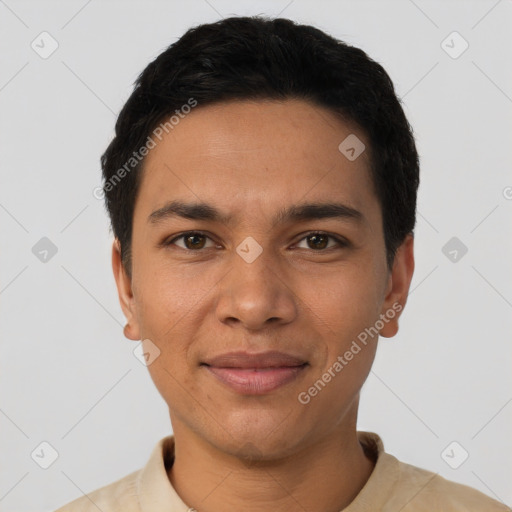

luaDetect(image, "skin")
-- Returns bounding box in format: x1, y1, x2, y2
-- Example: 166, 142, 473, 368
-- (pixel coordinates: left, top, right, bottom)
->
112, 99, 415, 512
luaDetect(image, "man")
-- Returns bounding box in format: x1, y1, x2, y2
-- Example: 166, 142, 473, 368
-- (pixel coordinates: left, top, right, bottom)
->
56, 16, 510, 512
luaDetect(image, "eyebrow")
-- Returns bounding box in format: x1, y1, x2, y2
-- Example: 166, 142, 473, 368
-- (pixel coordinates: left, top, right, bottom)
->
148, 200, 364, 227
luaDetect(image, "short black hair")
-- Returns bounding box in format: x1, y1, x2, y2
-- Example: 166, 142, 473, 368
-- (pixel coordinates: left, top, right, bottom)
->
101, 16, 419, 276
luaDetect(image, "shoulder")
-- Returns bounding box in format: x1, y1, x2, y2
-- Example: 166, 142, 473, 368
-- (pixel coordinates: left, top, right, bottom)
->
357, 432, 509, 512
54, 435, 177, 512
389, 456, 510, 511
54, 469, 141, 512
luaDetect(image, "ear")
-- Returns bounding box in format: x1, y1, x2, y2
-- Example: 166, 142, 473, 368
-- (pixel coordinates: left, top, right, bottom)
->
379, 234, 415, 338
112, 239, 141, 341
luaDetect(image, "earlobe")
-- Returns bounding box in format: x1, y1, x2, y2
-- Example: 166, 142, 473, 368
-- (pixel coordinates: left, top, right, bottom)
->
379, 234, 415, 339
112, 239, 141, 341
123, 322, 140, 341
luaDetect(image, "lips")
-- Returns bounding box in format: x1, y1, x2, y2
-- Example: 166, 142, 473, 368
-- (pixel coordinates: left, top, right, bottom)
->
203, 350, 307, 369
201, 351, 308, 394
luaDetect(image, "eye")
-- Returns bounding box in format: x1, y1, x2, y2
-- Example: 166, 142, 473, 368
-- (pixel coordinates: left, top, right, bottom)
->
165, 231, 217, 250
163, 231, 348, 252
295, 232, 347, 250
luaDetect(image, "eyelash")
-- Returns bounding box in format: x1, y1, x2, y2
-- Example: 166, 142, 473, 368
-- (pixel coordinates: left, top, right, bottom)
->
163, 231, 349, 251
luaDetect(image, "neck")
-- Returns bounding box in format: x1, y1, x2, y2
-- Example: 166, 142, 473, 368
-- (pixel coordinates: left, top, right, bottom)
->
167, 415, 376, 512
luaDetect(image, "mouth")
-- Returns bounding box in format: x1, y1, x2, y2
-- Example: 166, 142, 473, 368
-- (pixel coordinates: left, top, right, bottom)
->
201, 351, 309, 395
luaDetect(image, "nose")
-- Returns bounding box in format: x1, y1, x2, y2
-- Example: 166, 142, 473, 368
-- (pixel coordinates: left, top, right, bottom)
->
214, 248, 298, 331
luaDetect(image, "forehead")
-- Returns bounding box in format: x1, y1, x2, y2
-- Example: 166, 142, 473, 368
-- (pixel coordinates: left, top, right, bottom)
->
134, 99, 379, 226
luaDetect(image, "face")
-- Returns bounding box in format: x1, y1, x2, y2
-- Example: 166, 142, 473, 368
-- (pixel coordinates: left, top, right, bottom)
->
113, 99, 414, 460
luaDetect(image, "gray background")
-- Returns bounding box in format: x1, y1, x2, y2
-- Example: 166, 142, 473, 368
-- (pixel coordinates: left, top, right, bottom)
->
1, 0, 511, 510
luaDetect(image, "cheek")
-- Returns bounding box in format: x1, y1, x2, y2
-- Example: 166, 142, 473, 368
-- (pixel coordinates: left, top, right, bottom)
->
295, 266, 382, 419
297, 259, 384, 342
131, 260, 214, 393
132, 251, 215, 336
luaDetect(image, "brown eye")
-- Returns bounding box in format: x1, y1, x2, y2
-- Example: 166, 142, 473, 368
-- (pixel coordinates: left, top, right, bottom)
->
296, 232, 347, 251
184, 233, 206, 249
307, 234, 329, 250
166, 232, 216, 250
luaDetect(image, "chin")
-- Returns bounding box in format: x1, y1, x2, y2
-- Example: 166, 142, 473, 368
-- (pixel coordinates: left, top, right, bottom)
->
211, 411, 306, 460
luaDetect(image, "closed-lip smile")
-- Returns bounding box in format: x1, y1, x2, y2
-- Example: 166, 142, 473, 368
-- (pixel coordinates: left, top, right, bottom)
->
201, 350, 308, 395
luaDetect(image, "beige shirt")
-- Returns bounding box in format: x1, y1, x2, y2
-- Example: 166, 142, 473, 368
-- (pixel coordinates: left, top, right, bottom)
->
55, 431, 510, 511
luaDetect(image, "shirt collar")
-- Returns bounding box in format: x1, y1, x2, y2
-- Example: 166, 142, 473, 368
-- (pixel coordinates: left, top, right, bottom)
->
136, 435, 189, 511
